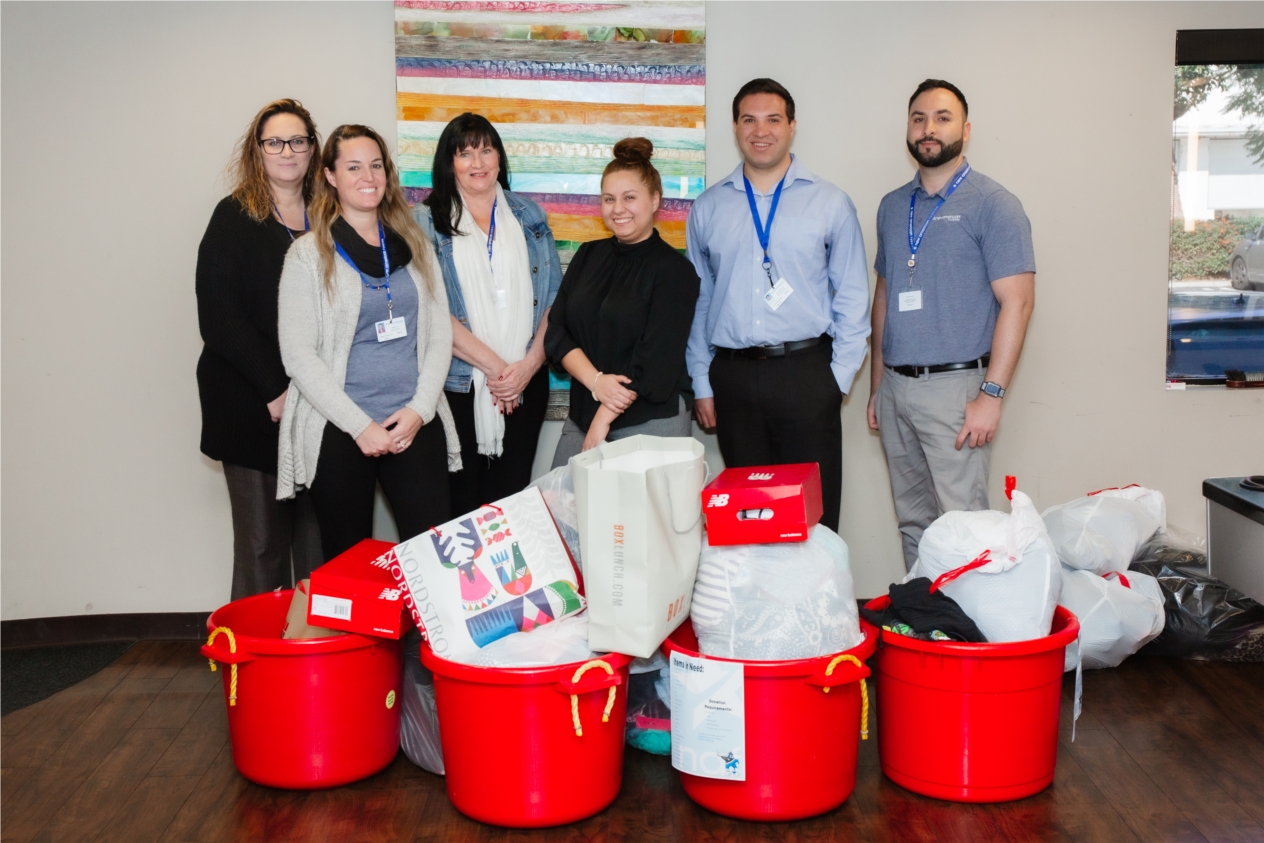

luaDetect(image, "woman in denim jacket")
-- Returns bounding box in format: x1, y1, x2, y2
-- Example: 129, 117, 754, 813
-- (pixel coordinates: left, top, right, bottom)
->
413, 113, 562, 514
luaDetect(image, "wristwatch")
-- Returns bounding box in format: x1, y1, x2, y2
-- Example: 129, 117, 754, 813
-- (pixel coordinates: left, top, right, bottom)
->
980, 381, 1006, 399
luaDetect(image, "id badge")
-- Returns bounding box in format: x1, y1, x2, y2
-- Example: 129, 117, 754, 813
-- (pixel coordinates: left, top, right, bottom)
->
496, 289, 508, 309
375, 316, 407, 342
898, 290, 923, 312
764, 277, 794, 311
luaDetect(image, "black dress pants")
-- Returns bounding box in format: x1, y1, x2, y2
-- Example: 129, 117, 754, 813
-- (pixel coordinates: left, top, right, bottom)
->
308, 417, 452, 561
445, 366, 549, 515
709, 342, 843, 531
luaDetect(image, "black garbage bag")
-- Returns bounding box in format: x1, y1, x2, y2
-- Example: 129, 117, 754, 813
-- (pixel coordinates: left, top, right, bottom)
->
1134, 533, 1208, 569
1129, 558, 1264, 662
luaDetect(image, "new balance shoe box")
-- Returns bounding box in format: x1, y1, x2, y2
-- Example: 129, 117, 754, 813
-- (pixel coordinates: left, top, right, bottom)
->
307, 539, 410, 639
702, 463, 824, 545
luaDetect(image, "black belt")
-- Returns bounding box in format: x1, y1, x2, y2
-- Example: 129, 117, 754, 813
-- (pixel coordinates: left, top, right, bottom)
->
715, 334, 828, 361
888, 354, 990, 378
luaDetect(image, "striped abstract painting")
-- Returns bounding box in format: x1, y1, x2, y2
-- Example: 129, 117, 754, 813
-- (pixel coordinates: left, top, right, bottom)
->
394, 0, 705, 272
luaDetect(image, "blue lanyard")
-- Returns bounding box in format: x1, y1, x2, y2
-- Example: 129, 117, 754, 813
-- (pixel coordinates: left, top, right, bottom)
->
334, 221, 393, 319
743, 173, 786, 286
907, 163, 970, 276
486, 198, 498, 267
273, 202, 309, 242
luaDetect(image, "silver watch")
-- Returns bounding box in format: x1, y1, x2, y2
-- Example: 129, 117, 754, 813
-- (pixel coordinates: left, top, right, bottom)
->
980, 381, 1005, 399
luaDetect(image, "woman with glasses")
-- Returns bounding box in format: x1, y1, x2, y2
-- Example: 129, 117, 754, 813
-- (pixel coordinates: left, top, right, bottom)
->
276, 124, 461, 560
546, 138, 700, 465
413, 113, 561, 514
196, 99, 324, 600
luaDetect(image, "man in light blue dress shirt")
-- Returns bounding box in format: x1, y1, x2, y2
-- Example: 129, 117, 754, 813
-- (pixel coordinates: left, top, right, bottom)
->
686, 78, 871, 531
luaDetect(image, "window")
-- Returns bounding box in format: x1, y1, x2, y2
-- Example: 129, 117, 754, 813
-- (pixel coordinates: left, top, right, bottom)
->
1168, 30, 1264, 383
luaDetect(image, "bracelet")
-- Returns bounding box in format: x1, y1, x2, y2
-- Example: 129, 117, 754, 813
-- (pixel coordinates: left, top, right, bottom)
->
590, 372, 603, 401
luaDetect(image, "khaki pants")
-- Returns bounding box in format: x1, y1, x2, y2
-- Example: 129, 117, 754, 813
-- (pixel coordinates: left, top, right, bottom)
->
876, 367, 990, 571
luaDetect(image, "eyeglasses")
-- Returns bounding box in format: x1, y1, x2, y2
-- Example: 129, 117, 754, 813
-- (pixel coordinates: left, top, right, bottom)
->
259, 136, 314, 155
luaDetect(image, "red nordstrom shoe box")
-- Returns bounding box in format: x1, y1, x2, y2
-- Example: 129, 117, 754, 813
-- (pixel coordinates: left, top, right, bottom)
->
307, 539, 411, 638
702, 463, 824, 545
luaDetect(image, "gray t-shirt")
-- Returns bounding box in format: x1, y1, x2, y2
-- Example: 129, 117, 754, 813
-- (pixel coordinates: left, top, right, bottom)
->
344, 265, 419, 424
874, 162, 1035, 366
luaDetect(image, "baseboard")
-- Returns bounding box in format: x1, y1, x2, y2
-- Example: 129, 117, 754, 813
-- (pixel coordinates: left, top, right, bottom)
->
1, 612, 211, 649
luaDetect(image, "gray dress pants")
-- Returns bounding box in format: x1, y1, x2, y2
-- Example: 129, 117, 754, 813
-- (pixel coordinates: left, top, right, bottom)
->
551, 397, 692, 470
223, 464, 324, 600
876, 368, 991, 571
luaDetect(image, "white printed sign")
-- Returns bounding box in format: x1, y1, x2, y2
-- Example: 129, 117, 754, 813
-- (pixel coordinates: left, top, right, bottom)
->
670, 651, 746, 781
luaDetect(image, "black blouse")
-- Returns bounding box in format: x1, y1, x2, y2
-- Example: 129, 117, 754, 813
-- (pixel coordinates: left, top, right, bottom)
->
195, 196, 301, 473
544, 229, 700, 432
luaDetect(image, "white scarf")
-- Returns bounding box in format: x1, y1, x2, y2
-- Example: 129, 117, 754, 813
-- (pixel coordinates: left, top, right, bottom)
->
451, 183, 533, 457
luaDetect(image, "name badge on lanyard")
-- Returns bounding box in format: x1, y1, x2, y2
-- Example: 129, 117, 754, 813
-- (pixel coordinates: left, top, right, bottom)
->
744, 174, 793, 310
335, 222, 408, 342
906, 163, 970, 287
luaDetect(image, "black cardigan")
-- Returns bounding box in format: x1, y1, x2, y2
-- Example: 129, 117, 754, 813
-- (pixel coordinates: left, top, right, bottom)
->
544, 230, 700, 432
195, 196, 301, 473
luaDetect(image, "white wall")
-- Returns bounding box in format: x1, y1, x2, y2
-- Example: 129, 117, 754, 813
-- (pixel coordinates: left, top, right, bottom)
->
3, 2, 1263, 619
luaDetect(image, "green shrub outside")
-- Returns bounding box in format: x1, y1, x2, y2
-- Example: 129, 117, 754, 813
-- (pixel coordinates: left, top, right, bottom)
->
1169, 216, 1264, 279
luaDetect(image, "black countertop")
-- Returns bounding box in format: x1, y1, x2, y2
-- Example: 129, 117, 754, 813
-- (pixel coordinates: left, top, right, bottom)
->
1203, 477, 1264, 527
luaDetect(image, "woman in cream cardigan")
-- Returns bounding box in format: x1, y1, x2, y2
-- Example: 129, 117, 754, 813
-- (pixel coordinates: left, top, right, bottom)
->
277, 124, 461, 559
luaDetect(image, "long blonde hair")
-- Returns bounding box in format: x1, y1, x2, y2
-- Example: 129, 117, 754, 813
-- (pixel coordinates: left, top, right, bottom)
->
309, 124, 434, 299
228, 99, 321, 223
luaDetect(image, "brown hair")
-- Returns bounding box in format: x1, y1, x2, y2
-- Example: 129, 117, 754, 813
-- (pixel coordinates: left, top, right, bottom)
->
228, 99, 321, 223
309, 124, 434, 299
602, 137, 663, 199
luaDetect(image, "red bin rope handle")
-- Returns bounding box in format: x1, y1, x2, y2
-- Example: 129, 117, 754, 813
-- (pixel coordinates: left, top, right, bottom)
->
569, 659, 617, 737
821, 654, 870, 740
206, 626, 239, 706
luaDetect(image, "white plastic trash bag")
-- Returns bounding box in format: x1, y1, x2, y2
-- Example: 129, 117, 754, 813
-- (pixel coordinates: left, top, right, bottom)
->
908, 491, 1061, 642
1042, 486, 1166, 575
1058, 569, 1165, 671
527, 466, 582, 568
691, 524, 864, 660
572, 435, 707, 658
448, 612, 597, 668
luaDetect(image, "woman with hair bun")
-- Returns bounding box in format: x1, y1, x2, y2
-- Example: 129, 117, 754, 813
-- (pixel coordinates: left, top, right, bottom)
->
545, 137, 701, 465
276, 124, 461, 561
196, 98, 324, 599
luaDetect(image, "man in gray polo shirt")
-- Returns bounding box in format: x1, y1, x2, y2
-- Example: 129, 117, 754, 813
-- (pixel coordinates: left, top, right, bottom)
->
868, 79, 1036, 570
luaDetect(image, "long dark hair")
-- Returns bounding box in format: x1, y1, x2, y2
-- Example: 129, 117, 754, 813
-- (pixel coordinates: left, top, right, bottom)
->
423, 112, 512, 238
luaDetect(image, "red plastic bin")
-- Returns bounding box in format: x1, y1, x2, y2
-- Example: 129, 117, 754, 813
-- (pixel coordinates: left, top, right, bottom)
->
202, 590, 403, 789
661, 621, 878, 821
421, 643, 633, 827
866, 597, 1080, 803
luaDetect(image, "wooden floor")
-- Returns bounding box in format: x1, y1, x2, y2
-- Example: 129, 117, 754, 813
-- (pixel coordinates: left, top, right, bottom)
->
2, 641, 1263, 843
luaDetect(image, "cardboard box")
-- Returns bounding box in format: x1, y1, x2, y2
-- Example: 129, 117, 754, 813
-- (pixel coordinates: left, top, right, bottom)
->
702, 463, 823, 545
308, 539, 410, 639
282, 580, 342, 640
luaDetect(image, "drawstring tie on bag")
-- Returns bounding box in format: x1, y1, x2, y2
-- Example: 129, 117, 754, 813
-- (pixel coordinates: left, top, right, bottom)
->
569, 659, 617, 737
929, 549, 993, 593
206, 626, 239, 706
821, 653, 870, 739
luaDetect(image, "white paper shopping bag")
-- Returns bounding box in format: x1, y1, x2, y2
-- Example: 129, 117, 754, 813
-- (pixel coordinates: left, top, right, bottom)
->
571, 435, 706, 657
382, 487, 585, 664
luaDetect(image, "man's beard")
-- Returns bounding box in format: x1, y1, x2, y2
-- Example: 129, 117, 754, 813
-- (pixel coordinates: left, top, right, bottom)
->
907, 136, 964, 168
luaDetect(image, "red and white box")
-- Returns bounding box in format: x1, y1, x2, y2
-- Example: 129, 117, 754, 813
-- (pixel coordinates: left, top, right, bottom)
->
702, 463, 824, 546
307, 539, 410, 638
